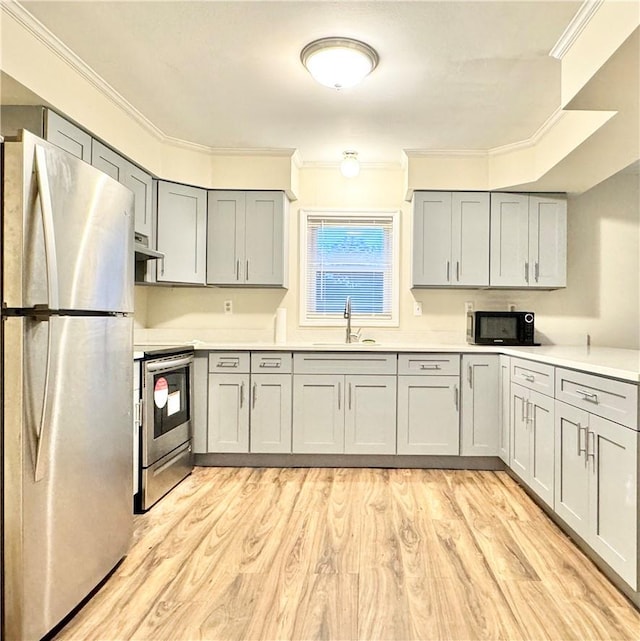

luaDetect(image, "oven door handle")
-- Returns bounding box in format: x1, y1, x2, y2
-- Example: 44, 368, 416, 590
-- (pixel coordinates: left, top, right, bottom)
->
145, 355, 194, 373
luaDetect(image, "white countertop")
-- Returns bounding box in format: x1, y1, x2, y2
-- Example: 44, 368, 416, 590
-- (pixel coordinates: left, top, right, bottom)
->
132, 339, 640, 382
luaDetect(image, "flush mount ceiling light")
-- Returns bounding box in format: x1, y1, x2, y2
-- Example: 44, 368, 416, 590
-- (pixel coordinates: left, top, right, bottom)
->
301, 37, 379, 90
340, 151, 360, 177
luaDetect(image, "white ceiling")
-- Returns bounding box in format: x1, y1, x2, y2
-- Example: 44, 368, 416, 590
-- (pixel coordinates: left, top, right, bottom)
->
15, 1, 582, 165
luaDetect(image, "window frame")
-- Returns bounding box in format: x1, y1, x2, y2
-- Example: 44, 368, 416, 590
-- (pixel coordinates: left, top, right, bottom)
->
299, 208, 400, 327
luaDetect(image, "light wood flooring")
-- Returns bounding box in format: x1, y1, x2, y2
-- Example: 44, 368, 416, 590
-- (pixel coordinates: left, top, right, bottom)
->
54, 467, 640, 641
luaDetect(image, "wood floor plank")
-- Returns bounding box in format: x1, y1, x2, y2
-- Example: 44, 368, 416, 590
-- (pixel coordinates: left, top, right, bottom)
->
52, 467, 640, 641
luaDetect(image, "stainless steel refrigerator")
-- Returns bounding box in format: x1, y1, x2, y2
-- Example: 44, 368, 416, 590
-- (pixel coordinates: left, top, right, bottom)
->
2, 130, 134, 640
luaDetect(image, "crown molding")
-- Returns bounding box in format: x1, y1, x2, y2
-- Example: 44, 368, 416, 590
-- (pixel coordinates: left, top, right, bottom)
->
489, 108, 566, 156
4, 1, 299, 160
549, 0, 604, 60
403, 149, 488, 158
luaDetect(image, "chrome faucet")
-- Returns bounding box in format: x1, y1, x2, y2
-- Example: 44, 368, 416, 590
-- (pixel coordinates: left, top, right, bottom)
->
344, 296, 352, 343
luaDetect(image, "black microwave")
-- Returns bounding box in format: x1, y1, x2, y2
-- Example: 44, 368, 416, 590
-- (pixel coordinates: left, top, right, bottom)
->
467, 311, 536, 345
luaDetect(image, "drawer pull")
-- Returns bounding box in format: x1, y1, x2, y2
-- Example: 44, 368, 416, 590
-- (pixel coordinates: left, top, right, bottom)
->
259, 361, 282, 368
217, 360, 239, 368
523, 373, 535, 382
576, 389, 599, 404
420, 363, 441, 370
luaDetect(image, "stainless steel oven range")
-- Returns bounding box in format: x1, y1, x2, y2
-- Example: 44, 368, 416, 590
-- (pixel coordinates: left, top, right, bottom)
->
135, 346, 194, 512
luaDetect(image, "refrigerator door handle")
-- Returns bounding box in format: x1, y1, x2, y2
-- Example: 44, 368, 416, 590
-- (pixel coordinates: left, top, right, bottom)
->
33, 317, 57, 482
34, 146, 60, 310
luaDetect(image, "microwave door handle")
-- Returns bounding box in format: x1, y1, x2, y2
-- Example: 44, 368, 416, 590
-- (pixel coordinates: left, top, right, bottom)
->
34, 146, 60, 310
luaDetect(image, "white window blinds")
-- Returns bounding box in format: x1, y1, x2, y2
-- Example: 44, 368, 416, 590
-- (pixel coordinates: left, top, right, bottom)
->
303, 212, 397, 324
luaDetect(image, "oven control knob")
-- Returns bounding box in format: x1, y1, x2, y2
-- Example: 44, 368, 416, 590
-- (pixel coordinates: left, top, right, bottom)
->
524, 313, 534, 323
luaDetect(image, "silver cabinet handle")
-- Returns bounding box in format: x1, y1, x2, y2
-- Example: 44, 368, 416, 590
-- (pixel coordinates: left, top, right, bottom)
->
236, 259, 240, 281
523, 373, 535, 383
525, 399, 532, 424
525, 261, 529, 283
246, 260, 249, 281
240, 381, 245, 408
217, 359, 239, 368
453, 384, 459, 411
576, 389, 599, 404
159, 255, 165, 276
348, 382, 352, 410
521, 397, 526, 422
259, 361, 281, 369
252, 381, 257, 409
456, 261, 460, 282
338, 381, 341, 410
534, 262, 540, 282
467, 364, 473, 388
577, 423, 587, 456
419, 363, 441, 370
446, 260, 450, 282
586, 430, 596, 462
34, 146, 60, 309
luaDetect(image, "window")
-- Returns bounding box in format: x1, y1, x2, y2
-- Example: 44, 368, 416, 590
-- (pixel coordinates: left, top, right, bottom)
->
300, 210, 399, 326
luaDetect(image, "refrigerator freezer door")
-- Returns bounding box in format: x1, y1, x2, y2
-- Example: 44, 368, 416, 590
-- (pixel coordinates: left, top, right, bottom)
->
2, 130, 134, 313
3, 315, 133, 641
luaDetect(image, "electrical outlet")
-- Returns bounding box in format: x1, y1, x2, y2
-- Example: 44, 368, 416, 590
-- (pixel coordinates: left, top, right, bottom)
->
223, 300, 233, 314
413, 301, 422, 316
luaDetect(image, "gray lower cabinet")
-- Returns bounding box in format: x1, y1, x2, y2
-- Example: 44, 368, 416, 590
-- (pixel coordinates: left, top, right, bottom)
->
207, 373, 250, 452
156, 181, 207, 284
498, 355, 511, 464
510, 382, 555, 508
460, 355, 499, 456
207, 190, 288, 287
554, 400, 638, 589
397, 376, 459, 455
292, 374, 396, 454
250, 373, 292, 453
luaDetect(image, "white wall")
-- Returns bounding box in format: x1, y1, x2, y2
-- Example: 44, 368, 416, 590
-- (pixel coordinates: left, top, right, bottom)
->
137, 166, 640, 348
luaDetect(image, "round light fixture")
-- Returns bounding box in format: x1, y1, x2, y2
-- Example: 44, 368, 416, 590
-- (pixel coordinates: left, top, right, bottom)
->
301, 37, 379, 90
340, 151, 360, 178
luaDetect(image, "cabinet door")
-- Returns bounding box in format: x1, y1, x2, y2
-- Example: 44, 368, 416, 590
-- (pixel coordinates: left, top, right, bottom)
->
156, 181, 207, 284
207, 191, 245, 285
207, 373, 249, 452
344, 375, 396, 455
528, 389, 555, 508
589, 415, 638, 588
250, 374, 292, 454
124, 162, 153, 238
452, 192, 490, 286
412, 192, 452, 286
498, 356, 510, 464
489, 193, 529, 286
292, 375, 344, 454
244, 191, 285, 286
91, 139, 127, 181
45, 110, 91, 161
529, 196, 567, 288
554, 401, 590, 537
460, 356, 499, 456
397, 376, 459, 455
510, 382, 530, 479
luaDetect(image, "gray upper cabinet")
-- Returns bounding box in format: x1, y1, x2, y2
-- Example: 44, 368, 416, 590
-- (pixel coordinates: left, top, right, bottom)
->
490, 193, 566, 288
156, 181, 207, 284
45, 110, 92, 161
91, 140, 153, 238
207, 190, 288, 287
413, 191, 489, 287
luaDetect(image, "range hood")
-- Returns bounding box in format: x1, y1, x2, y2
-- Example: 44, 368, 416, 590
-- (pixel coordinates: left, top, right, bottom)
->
134, 232, 164, 261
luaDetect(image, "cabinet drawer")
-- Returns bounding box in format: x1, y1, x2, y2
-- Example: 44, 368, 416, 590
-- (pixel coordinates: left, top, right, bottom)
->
555, 368, 638, 430
293, 352, 397, 375
251, 352, 292, 374
208, 352, 250, 373
511, 357, 554, 396
398, 354, 460, 376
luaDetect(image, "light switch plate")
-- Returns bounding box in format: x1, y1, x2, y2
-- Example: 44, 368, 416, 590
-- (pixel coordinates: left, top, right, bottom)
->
413, 301, 422, 316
